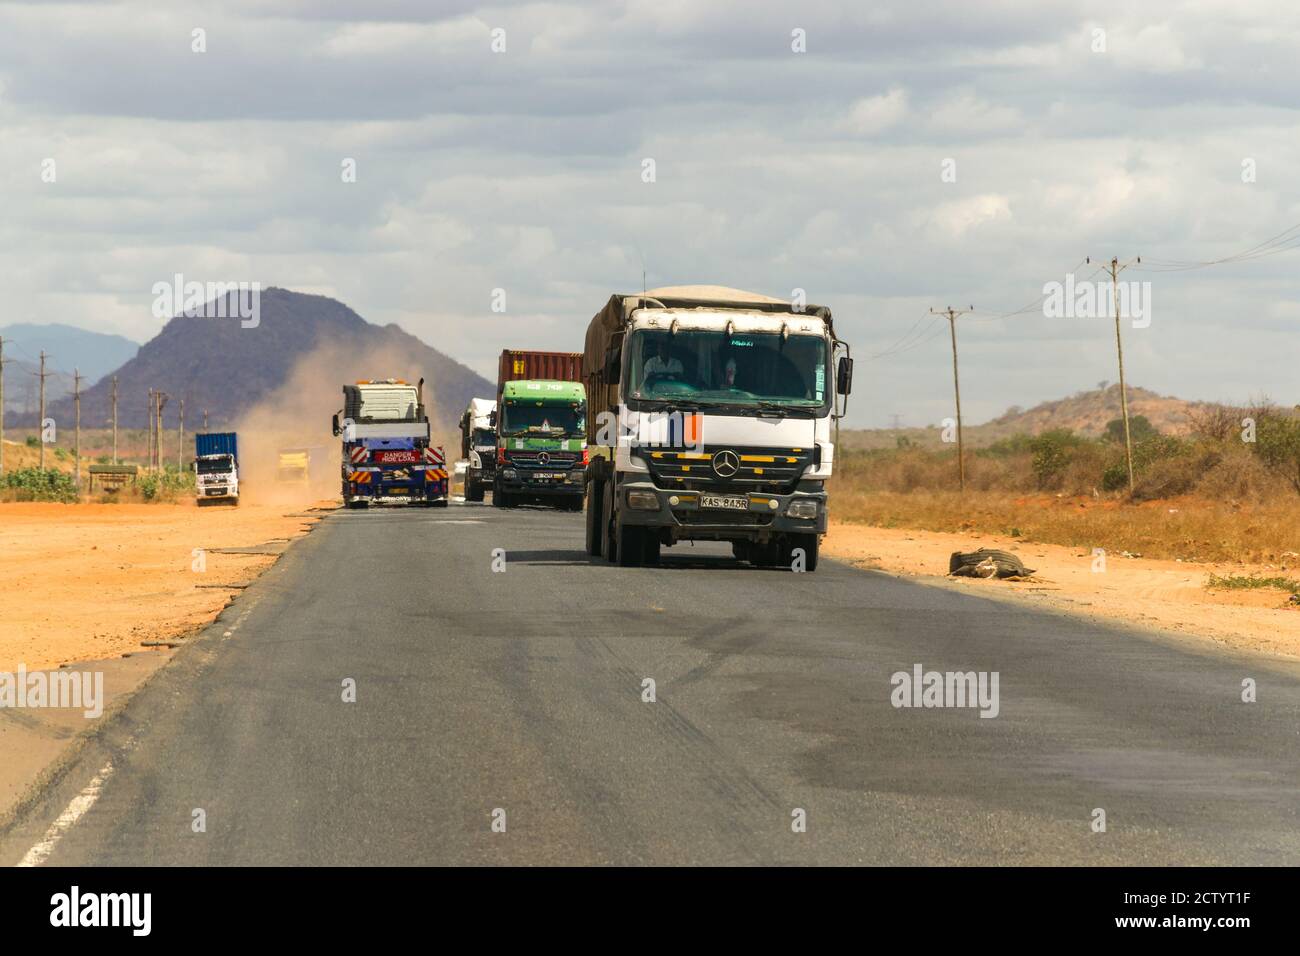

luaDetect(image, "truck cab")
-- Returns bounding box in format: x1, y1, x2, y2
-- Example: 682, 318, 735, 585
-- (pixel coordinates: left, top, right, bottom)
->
333, 378, 447, 508
459, 397, 497, 502
583, 287, 852, 569
492, 380, 588, 510
194, 432, 240, 506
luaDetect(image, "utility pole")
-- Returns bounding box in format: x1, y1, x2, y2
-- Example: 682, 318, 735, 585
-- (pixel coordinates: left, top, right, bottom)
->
202, 408, 208, 431
147, 389, 155, 471
1088, 256, 1139, 494
156, 392, 168, 472
930, 306, 974, 491
111, 376, 118, 465
73, 369, 82, 495
177, 398, 184, 472
37, 351, 49, 470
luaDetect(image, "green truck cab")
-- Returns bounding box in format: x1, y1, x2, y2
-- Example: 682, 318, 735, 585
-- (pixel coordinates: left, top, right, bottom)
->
492, 379, 588, 510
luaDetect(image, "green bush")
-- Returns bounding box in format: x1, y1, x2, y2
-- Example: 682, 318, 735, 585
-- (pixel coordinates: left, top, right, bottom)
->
1, 467, 77, 502
1030, 429, 1085, 489
137, 469, 195, 502
1252, 414, 1300, 493
25, 436, 39, 448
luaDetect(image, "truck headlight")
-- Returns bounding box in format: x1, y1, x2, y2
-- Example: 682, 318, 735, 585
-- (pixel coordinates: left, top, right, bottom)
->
503, 468, 517, 479
567, 470, 584, 483
626, 490, 659, 510
787, 499, 818, 519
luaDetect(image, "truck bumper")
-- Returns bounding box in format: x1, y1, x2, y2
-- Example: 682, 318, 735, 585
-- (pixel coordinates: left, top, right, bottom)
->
346, 467, 447, 502
496, 472, 585, 497
616, 479, 827, 541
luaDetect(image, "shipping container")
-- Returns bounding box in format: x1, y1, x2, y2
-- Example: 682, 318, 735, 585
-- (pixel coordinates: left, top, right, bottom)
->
195, 432, 238, 460
496, 349, 584, 403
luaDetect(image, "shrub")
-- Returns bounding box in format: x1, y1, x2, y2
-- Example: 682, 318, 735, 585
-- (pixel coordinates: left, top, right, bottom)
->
137, 469, 195, 502
1030, 429, 1085, 490
1, 467, 77, 502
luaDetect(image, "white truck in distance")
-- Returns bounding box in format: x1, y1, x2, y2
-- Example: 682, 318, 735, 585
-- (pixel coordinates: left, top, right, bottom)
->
583, 286, 852, 571
458, 397, 497, 503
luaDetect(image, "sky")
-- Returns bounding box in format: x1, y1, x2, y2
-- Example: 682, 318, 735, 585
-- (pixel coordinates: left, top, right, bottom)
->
1, 0, 1297, 427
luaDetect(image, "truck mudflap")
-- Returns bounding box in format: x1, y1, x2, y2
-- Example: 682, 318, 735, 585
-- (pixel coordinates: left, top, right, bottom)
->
614, 479, 826, 540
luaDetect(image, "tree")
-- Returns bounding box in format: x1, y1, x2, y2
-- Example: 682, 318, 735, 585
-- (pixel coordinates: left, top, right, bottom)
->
1104, 415, 1157, 444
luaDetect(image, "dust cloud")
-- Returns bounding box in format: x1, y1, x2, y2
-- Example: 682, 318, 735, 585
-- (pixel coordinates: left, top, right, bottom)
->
229, 339, 448, 507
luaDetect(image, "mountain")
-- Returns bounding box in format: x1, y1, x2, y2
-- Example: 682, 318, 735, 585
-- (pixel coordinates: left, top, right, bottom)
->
0, 323, 139, 414
36, 288, 492, 438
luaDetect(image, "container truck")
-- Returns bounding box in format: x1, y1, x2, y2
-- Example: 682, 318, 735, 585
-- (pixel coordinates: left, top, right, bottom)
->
582, 286, 852, 570
458, 397, 497, 502
194, 432, 240, 506
493, 349, 587, 510
331, 378, 448, 508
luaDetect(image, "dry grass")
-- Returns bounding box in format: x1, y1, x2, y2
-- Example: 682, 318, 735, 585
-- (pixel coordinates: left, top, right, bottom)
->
831, 487, 1300, 565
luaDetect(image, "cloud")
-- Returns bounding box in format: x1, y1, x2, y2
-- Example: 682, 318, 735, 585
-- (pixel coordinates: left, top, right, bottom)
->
1, 0, 1298, 426
839, 88, 908, 135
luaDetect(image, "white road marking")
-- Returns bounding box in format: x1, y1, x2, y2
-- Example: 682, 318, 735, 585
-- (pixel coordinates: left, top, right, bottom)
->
17, 760, 115, 867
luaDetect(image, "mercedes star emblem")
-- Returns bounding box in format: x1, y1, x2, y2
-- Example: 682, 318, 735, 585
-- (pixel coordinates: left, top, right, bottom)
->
712, 449, 740, 478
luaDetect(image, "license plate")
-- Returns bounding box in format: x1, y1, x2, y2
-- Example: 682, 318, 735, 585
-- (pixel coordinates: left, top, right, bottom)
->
532, 472, 555, 480
700, 495, 748, 511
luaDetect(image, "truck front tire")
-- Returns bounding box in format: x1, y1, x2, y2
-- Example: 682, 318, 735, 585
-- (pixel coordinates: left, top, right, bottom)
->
466, 478, 484, 502
585, 480, 604, 556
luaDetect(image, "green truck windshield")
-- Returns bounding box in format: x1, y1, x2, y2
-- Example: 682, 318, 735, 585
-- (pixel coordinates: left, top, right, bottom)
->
627, 328, 828, 407
500, 403, 585, 436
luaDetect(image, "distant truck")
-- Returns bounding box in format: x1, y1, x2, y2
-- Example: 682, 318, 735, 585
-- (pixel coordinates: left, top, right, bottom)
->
277, 448, 311, 485
582, 286, 852, 570
493, 349, 587, 510
458, 397, 497, 502
194, 432, 240, 506
331, 378, 448, 509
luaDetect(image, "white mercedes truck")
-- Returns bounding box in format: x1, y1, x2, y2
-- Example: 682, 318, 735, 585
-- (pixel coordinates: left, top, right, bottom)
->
582, 286, 852, 570
458, 397, 497, 503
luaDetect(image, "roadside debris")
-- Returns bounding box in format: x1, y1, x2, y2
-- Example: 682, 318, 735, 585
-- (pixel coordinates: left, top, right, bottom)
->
949, 549, 1036, 580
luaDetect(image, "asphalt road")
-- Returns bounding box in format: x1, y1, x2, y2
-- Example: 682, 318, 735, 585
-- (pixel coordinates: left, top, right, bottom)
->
3, 502, 1298, 865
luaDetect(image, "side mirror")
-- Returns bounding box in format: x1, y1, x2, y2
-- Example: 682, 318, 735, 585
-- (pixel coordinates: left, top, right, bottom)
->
836, 356, 854, 396
331, 413, 341, 437
489, 410, 497, 427
604, 345, 622, 385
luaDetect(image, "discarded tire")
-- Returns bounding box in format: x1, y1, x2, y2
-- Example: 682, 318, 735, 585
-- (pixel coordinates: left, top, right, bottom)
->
948, 549, 1034, 579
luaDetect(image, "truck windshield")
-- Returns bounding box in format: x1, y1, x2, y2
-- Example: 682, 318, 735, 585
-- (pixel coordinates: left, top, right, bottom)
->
500, 403, 584, 436
197, 456, 233, 474
627, 328, 828, 407
472, 428, 496, 447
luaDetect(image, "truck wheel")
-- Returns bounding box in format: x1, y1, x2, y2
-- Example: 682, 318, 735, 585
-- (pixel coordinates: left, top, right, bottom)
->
585, 480, 603, 556
783, 533, 820, 572
601, 479, 617, 562
616, 517, 643, 567
641, 532, 661, 566
492, 481, 507, 508
432, 498, 449, 508
466, 479, 481, 502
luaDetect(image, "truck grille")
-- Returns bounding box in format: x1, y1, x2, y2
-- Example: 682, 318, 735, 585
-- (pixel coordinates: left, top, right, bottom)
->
644, 446, 814, 494
506, 452, 580, 471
